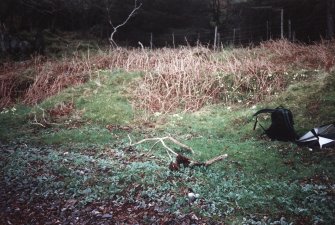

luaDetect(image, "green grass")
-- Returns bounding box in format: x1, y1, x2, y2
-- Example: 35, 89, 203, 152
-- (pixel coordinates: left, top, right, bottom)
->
0, 105, 32, 142
38, 125, 113, 145
1, 70, 334, 224
39, 69, 137, 125
0, 70, 138, 144
265, 71, 335, 131
75, 70, 136, 124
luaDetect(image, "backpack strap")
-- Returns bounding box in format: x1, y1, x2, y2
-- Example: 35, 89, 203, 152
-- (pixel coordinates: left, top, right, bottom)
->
253, 116, 258, 130
253, 108, 276, 131
253, 116, 267, 131
253, 108, 276, 117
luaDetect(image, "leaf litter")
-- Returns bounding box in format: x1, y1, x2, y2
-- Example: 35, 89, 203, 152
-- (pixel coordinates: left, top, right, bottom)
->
0, 141, 219, 224
1, 131, 334, 224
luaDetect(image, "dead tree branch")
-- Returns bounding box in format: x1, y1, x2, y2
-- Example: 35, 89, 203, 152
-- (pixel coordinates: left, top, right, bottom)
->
107, 0, 142, 47
131, 136, 195, 154
29, 105, 60, 128
192, 154, 228, 167
170, 153, 228, 171
129, 135, 227, 170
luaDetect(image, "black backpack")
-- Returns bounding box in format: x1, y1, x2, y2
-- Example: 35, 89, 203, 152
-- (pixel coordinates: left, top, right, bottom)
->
253, 106, 298, 142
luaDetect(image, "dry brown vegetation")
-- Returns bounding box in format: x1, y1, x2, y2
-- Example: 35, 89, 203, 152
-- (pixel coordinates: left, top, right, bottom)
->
1, 39, 334, 111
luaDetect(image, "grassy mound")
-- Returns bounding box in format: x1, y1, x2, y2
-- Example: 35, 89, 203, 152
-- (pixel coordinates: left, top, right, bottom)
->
1, 40, 335, 111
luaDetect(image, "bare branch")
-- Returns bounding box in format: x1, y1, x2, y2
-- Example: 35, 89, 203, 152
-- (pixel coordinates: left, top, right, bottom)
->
159, 139, 178, 156
170, 153, 228, 171
127, 134, 132, 145
29, 105, 61, 128
166, 137, 195, 154
129, 135, 227, 170
108, 0, 142, 47
31, 114, 46, 127
131, 136, 178, 159
131, 136, 194, 154
203, 154, 228, 166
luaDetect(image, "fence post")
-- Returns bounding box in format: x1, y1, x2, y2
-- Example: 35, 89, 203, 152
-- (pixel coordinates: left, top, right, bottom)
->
214, 26, 218, 50
150, 33, 153, 49
288, 19, 292, 40
327, 0, 334, 39
197, 33, 200, 46
280, 8, 284, 39
172, 33, 175, 48
266, 21, 269, 40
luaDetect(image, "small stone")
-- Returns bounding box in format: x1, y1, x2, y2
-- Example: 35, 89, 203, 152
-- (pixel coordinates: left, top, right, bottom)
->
102, 213, 113, 219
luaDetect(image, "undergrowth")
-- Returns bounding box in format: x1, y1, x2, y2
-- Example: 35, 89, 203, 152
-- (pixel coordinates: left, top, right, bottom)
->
1, 39, 335, 112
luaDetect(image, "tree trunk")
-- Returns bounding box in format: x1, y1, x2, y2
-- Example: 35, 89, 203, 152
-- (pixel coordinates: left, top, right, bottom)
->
327, 0, 335, 39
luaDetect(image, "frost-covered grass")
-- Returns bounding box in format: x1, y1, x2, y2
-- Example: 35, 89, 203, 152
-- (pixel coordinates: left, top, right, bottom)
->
1, 123, 334, 224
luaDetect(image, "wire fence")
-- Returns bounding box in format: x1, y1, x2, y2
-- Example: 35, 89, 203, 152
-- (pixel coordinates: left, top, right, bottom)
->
132, 14, 330, 48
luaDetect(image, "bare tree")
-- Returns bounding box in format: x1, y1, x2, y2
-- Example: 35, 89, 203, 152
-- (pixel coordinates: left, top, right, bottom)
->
210, 0, 228, 27
21, 0, 63, 15
327, 0, 335, 39
106, 0, 142, 47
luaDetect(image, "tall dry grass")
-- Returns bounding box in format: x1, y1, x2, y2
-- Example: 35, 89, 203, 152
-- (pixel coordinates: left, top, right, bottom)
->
1, 39, 334, 112
260, 39, 335, 71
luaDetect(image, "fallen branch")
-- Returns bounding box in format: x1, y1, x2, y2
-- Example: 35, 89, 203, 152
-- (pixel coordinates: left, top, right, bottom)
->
170, 153, 228, 171
203, 154, 229, 166
131, 136, 195, 154
30, 114, 47, 128
29, 106, 60, 128
129, 136, 227, 170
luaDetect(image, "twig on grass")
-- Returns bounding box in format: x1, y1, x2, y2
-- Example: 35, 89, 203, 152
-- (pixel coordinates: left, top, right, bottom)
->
127, 134, 132, 145
193, 154, 229, 167
129, 136, 227, 170
130, 136, 181, 161
29, 105, 61, 128
131, 136, 195, 154
169, 153, 228, 171
31, 114, 46, 128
